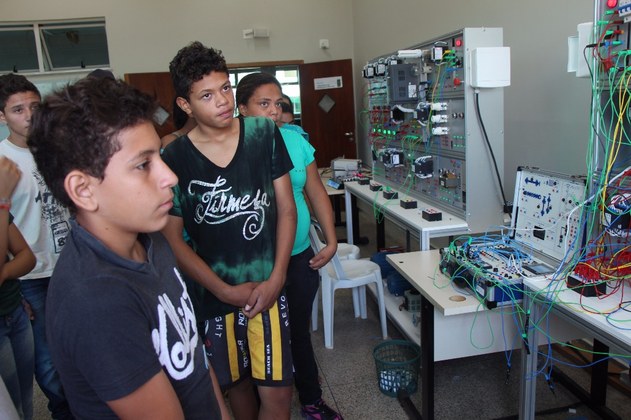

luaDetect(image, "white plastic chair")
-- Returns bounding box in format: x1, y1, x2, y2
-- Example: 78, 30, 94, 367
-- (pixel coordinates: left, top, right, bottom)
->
309, 222, 388, 349
309, 220, 361, 331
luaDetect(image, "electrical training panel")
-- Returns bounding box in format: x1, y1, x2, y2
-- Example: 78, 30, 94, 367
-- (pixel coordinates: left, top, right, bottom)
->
363, 28, 509, 233
440, 168, 586, 308
570, 1, 631, 297
510, 167, 586, 263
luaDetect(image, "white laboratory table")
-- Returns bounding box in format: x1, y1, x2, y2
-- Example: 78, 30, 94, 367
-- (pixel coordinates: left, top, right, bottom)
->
386, 250, 521, 419
520, 277, 631, 420
385, 250, 583, 419
344, 181, 469, 251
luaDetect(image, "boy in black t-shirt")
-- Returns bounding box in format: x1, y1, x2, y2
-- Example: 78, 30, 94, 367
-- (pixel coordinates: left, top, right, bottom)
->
161, 42, 296, 420
27, 77, 228, 419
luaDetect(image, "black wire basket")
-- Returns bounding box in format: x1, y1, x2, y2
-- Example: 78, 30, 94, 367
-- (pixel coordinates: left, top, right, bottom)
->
373, 339, 421, 397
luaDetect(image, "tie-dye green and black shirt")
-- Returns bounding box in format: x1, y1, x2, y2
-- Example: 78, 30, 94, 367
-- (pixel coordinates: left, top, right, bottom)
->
162, 116, 293, 318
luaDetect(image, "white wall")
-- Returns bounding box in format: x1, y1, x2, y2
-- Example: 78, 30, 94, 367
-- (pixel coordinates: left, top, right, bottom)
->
351, 0, 594, 198
0, 0, 354, 74
0, 0, 354, 139
1, 0, 596, 199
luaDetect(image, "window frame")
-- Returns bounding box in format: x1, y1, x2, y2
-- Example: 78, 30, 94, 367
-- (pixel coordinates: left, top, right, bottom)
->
228, 60, 303, 121
0, 18, 109, 75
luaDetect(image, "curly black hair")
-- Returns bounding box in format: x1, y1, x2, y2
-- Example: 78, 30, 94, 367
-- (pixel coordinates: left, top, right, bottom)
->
27, 77, 157, 212
169, 41, 228, 100
0, 73, 40, 112
235, 72, 281, 107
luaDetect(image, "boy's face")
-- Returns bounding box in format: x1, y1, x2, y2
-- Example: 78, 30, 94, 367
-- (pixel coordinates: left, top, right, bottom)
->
180, 71, 234, 130
0, 91, 41, 144
88, 121, 178, 235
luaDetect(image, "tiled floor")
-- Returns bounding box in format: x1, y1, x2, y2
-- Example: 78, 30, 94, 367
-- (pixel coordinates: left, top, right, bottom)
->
32, 202, 631, 419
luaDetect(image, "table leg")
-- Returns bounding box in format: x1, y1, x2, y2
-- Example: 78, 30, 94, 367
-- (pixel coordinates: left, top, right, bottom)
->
420, 230, 430, 251
420, 294, 435, 420
519, 294, 538, 420
345, 191, 369, 246
377, 217, 385, 250
590, 339, 609, 406
332, 195, 344, 227
345, 190, 354, 245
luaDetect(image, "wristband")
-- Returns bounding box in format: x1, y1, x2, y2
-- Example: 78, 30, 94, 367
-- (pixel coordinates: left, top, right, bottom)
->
0, 197, 10, 211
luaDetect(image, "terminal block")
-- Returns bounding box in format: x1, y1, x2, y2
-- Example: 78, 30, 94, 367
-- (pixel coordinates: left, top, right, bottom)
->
383, 188, 399, 200
382, 149, 405, 167
414, 155, 434, 179
369, 181, 382, 191
400, 199, 417, 209
431, 114, 448, 123
439, 171, 460, 188
432, 127, 449, 136
363, 64, 375, 79
566, 273, 606, 297
422, 208, 442, 221
430, 102, 448, 111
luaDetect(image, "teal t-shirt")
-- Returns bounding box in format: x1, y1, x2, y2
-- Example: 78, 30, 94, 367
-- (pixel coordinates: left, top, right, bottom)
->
162, 116, 293, 318
282, 123, 309, 142
280, 126, 315, 256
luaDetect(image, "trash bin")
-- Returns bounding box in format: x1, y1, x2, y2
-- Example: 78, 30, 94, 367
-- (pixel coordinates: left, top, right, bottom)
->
373, 339, 421, 397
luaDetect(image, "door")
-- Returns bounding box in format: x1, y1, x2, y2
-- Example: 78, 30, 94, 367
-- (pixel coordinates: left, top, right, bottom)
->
299, 59, 357, 167
124, 72, 176, 138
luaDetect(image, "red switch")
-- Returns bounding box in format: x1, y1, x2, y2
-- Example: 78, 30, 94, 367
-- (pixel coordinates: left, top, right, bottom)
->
608, 0, 618, 8
453, 77, 462, 87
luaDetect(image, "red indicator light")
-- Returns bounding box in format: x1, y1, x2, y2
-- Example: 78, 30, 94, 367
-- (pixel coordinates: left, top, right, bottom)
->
608, 0, 618, 8
455, 39, 462, 47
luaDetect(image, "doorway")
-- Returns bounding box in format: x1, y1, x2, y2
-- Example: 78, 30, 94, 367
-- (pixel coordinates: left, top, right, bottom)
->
299, 58, 357, 167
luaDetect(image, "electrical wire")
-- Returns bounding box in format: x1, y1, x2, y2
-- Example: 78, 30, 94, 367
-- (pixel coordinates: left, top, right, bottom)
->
474, 90, 509, 210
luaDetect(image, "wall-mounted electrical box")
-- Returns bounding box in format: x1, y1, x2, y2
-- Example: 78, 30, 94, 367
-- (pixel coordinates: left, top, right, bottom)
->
469, 47, 511, 88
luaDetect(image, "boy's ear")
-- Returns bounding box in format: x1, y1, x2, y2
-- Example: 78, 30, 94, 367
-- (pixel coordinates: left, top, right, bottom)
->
0, 110, 6, 124
176, 97, 192, 117
64, 170, 98, 212
237, 104, 247, 116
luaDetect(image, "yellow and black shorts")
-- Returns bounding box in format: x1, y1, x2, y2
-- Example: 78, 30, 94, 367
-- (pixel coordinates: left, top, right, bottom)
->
202, 293, 293, 390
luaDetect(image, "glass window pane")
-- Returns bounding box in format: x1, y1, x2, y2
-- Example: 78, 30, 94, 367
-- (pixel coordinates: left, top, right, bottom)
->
282, 84, 301, 115
0, 28, 39, 73
229, 64, 300, 116
236, 70, 256, 81
276, 69, 299, 84
40, 24, 109, 70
